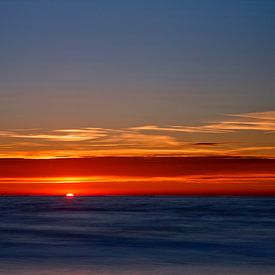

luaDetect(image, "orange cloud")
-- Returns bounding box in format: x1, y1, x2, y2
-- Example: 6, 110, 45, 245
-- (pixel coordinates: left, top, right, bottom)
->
2, 128, 107, 141
0, 111, 275, 158
130, 110, 275, 133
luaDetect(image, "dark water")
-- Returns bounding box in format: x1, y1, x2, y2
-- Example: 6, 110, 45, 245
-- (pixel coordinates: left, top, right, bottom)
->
1, 196, 275, 274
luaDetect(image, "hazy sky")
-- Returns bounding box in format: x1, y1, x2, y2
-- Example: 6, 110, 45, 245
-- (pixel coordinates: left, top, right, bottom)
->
0, 0, 274, 158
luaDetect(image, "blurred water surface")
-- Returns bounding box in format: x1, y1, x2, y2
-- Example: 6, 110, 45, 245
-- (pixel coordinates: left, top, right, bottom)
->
1, 196, 275, 274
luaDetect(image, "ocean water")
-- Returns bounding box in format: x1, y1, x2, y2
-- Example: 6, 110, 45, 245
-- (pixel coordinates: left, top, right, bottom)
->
1, 196, 275, 274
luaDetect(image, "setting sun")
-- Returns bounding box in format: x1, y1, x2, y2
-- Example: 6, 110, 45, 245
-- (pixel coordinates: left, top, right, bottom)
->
66, 193, 74, 197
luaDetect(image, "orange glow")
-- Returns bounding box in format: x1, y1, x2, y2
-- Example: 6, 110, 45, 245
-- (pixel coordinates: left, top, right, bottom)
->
0, 174, 275, 196
1, 111, 275, 159
0, 157, 275, 196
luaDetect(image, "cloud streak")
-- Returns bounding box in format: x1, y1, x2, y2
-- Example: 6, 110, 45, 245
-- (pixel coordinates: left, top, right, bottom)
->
130, 111, 275, 133
0, 110, 275, 158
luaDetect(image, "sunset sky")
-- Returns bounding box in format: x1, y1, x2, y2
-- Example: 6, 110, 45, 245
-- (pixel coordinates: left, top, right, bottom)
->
0, 1, 275, 195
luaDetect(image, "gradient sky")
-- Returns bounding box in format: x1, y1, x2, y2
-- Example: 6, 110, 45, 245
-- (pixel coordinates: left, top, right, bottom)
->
1, 157, 275, 196
0, 1, 275, 195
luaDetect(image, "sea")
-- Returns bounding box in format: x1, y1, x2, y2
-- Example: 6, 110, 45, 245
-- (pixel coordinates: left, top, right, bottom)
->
1, 196, 275, 274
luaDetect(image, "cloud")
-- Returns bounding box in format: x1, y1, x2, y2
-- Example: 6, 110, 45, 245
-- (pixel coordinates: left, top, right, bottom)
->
130, 111, 275, 133
0, 110, 275, 158
97, 132, 180, 147
231, 111, 275, 120
0, 128, 107, 142
192, 142, 222, 146
129, 125, 224, 133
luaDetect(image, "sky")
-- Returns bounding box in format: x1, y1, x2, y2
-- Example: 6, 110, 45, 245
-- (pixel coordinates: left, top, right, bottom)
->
0, 0, 274, 195
1, 157, 275, 195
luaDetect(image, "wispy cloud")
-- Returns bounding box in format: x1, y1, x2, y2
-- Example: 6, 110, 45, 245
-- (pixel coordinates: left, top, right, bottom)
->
130, 111, 275, 133
0, 111, 275, 158
10, 128, 106, 141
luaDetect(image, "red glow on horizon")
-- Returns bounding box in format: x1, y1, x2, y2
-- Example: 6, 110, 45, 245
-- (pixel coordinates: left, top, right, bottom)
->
0, 157, 275, 196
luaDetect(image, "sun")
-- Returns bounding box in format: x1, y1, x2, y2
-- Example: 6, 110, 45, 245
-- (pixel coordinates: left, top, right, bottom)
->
66, 193, 74, 197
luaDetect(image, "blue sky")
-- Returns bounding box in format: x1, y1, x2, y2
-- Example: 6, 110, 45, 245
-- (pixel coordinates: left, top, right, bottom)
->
0, 1, 275, 159
0, 0, 274, 129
